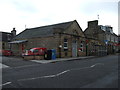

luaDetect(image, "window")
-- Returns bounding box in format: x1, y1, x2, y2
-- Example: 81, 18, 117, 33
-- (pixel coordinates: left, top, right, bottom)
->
73, 30, 78, 35
7, 34, 11, 41
80, 44, 83, 48
80, 41, 83, 52
64, 38, 67, 42
64, 43, 68, 48
33, 49, 39, 53
64, 38, 68, 50
30, 49, 34, 52
2, 43, 5, 49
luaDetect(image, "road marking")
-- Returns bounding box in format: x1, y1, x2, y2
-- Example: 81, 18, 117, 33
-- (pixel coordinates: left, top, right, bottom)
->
11, 64, 40, 69
0, 82, 12, 86
90, 63, 104, 68
18, 63, 104, 81
0, 63, 9, 69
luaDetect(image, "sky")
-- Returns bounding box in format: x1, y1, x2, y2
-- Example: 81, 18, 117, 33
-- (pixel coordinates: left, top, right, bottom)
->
0, 0, 119, 35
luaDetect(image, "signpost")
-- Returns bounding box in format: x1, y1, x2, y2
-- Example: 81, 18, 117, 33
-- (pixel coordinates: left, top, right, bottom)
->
104, 40, 108, 45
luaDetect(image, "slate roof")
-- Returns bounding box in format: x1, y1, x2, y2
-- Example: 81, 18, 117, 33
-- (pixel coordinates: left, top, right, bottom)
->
14, 20, 75, 40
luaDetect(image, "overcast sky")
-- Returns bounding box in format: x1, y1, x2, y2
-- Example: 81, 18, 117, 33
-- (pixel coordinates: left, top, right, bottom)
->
0, 0, 119, 35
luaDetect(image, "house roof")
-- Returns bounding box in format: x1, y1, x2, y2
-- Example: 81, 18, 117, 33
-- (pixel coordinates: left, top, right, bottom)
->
0, 32, 12, 42
113, 33, 118, 36
14, 20, 76, 40
9, 39, 28, 44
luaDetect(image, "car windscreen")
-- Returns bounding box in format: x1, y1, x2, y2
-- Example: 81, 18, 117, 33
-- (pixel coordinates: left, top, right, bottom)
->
30, 49, 34, 52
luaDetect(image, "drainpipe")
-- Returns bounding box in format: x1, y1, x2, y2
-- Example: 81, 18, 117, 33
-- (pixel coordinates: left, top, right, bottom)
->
86, 40, 88, 56
59, 33, 62, 58
86, 44, 88, 56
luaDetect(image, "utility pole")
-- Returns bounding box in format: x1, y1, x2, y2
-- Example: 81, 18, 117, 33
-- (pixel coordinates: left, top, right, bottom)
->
97, 14, 99, 21
25, 25, 27, 29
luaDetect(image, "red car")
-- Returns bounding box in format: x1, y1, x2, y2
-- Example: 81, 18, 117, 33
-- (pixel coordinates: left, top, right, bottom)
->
0, 49, 12, 56
22, 47, 47, 56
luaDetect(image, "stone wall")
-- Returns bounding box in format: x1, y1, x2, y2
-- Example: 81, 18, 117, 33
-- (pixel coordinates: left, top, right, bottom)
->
11, 34, 86, 57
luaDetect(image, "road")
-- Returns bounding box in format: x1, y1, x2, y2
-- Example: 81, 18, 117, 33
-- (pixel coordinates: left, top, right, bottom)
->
1, 55, 119, 88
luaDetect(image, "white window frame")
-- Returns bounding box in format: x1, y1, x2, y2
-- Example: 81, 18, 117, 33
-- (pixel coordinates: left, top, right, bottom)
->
80, 42, 83, 52
64, 38, 68, 49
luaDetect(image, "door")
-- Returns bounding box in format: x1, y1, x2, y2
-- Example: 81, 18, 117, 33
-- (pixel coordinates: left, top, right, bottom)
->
72, 41, 77, 57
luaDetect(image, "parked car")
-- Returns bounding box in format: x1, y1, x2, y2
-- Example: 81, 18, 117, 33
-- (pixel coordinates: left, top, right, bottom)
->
22, 47, 47, 56
0, 49, 13, 56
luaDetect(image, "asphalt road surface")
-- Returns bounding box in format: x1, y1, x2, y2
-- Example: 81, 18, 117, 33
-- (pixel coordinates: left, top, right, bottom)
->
1, 55, 119, 88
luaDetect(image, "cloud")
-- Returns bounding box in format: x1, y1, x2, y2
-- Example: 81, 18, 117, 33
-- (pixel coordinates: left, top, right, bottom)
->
118, 1, 120, 34
11, 0, 38, 13
2, 0, 38, 13
0, 0, 118, 35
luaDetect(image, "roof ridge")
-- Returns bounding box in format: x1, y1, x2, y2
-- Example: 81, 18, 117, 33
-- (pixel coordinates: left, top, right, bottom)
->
26, 20, 75, 30
0, 31, 11, 34
13, 20, 77, 40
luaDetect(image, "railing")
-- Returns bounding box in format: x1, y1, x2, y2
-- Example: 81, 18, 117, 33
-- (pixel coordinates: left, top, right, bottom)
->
97, 50, 107, 56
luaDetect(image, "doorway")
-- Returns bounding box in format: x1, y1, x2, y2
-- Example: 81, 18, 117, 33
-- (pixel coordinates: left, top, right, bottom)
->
72, 40, 77, 57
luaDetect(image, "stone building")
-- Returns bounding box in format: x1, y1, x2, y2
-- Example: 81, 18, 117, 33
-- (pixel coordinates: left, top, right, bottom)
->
0, 28, 16, 50
84, 20, 118, 56
84, 20, 105, 56
10, 20, 86, 57
118, 35, 120, 52
99, 25, 118, 54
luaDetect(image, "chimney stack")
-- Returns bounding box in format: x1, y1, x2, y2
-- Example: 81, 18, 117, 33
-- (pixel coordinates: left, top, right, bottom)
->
11, 28, 16, 37
88, 20, 98, 28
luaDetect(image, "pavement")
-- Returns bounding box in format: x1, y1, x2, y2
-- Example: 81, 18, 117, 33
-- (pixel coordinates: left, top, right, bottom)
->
0, 55, 96, 69
30, 56, 96, 64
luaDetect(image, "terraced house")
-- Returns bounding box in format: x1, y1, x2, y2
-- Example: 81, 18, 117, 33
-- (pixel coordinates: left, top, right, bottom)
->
84, 20, 118, 56
10, 20, 86, 58
0, 28, 16, 50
